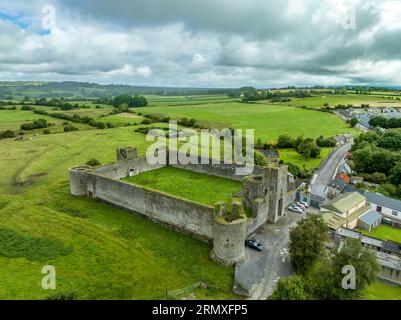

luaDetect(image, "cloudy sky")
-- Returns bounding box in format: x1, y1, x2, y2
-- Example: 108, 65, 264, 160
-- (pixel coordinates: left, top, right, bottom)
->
0, 0, 400, 88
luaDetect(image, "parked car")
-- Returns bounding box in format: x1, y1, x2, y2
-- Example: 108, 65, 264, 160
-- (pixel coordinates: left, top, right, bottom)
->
288, 206, 303, 214
300, 201, 309, 208
296, 202, 306, 210
291, 204, 304, 211
245, 239, 263, 251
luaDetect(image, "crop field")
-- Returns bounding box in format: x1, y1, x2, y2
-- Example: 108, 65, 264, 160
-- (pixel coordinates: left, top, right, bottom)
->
137, 102, 357, 142
0, 127, 237, 299
123, 166, 242, 207
278, 94, 401, 109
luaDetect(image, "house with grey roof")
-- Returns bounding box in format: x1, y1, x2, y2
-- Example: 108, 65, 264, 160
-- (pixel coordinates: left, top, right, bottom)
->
326, 178, 347, 198
363, 191, 401, 228
338, 162, 352, 175
358, 209, 382, 232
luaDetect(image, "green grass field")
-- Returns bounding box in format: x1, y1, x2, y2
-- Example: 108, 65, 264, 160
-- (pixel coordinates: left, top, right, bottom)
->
123, 166, 241, 207
363, 281, 401, 300
279, 94, 401, 109
359, 225, 401, 243
0, 109, 93, 134
0, 127, 237, 299
146, 94, 238, 106
278, 148, 332, 170
97, 113, 145, 126
136, 102, 356, 142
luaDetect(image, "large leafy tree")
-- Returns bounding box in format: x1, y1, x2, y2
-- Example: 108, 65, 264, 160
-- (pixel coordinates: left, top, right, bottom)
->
271, 275, 309, 300
309, 239, 380, 300
289, 215, 328, 275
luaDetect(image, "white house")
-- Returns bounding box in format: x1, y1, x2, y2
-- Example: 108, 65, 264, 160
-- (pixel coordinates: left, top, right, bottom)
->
363, 191, 401, 228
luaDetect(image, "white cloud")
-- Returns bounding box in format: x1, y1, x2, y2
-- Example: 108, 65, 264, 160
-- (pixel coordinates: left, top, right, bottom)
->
0, 0, 400, 87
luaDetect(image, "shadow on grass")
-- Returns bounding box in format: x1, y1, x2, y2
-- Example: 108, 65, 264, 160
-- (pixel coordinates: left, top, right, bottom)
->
0, 228, 72, 261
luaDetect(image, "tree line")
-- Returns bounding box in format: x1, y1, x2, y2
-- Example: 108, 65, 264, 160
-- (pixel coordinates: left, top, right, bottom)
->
369, 116, 401, 129
350, 129, 401, 198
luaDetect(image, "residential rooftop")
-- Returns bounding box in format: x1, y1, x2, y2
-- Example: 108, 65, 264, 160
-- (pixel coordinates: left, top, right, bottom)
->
364, 190, 401, 212
322, 192, 366, 214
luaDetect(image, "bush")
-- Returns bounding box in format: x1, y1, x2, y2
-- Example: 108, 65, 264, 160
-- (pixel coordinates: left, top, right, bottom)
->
141, 119, 153, 125
20, 105, 34, 111
43, 129, 51, 135
64, 125, 78, 132
86, 159, 101, 167
271, 275, 309, 300
277, 135, 294, 148
1, 130, 16, 139
46, 291, 75, 300
316, 136, 336, 148
20, 119, 49, 130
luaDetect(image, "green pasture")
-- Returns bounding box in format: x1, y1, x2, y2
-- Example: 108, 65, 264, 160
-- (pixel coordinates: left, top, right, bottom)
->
123, 166, 241, 207
279, 148, 332, 170
0, 127, 237, 299
136, 102, 356, 142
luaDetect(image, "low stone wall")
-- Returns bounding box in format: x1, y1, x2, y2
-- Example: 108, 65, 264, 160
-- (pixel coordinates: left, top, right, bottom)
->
86, 173, 215, 239
93, 156, 166, 180
171, 153, 265, 181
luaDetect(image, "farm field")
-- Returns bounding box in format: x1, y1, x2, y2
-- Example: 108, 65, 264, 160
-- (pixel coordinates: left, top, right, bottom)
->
136, 102, 356, 142
0, 110, 93, 133
0, 127, 237, 299
97, 113, 145, 126
278, 147, 332, 170
279, 94, 401, 109
146, 94, 238, 106
123, 166, 242, 207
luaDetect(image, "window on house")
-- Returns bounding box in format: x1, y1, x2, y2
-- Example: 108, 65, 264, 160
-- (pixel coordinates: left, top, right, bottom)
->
377, 206, 382, 213
392, 211, 399, 216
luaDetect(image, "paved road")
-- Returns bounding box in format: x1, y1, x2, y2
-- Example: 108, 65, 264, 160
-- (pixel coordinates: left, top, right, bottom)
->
233, 212, 303, 300
310, 142, 352, 197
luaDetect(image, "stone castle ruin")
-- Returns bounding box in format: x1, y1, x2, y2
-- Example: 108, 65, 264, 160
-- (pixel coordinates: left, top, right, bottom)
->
69, 147, 292, 266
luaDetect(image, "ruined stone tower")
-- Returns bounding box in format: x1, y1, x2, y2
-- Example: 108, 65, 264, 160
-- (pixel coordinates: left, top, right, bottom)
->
241, 164, 288, 224
211, 201, 248, 266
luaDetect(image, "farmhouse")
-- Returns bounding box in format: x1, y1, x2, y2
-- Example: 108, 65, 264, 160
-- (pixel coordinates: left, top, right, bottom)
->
69, 147, 293, 266
363, 191, 401, 228
321, 192, 382, 232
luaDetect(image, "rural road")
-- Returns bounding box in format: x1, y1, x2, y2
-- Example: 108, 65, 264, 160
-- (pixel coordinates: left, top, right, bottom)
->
234, 212, 303, 300
310, 142, 352, 198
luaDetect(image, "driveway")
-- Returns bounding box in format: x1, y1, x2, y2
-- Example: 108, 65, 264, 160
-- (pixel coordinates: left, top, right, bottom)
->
233, 211, 303, 300
310, 142, 352, 197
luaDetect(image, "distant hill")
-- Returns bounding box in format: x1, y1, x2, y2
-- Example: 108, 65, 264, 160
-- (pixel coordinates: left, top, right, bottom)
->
0, 81, 232, 99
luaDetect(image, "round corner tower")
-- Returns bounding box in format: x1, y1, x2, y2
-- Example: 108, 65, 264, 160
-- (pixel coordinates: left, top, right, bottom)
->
69, 165, 91, 196
211, 202, 248, 266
